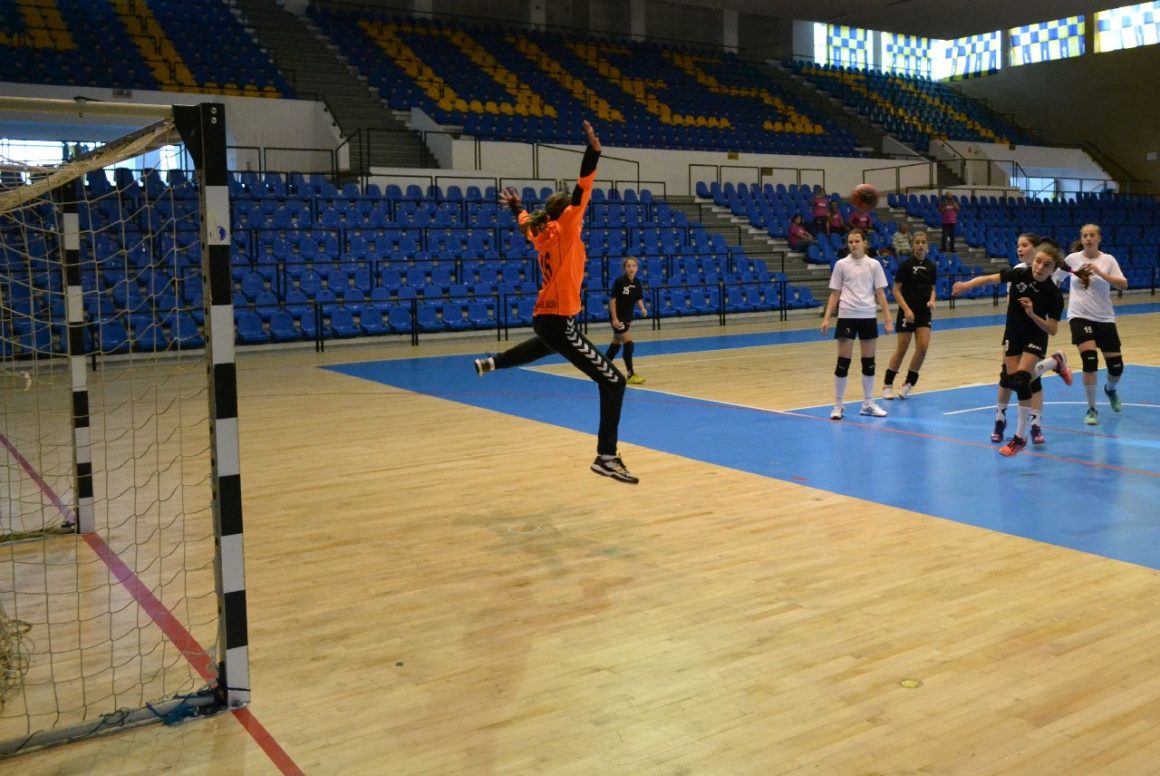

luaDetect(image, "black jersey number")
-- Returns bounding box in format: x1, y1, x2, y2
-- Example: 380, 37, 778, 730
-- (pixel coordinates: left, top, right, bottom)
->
541, 251, 554, 282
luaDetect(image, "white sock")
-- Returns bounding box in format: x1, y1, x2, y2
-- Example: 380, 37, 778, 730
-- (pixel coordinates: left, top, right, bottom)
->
1016, 405, 1032, 439
835, 375, 847, 405
1084, 381, 1097, 410
1032, 357, 1054, 379
1106, 379, 1119, 394
995, 405, 1008, 422
861, 374, 874, 402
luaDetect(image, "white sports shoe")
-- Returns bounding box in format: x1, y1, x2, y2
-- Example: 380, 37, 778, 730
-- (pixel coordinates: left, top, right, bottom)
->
860, 401, 888, 417
898, 383, 913, 399
882, 384, 895, 400
830, 404, 844, 420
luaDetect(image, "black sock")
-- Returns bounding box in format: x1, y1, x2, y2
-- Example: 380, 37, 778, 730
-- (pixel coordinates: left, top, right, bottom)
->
905, 370, 919, 386
884, 368, 897, 386
606, 343, 620, 360
623, 341, 635, 374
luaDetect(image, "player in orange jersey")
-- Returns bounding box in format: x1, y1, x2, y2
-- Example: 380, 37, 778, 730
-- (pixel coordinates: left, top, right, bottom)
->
473, 121, 636, 484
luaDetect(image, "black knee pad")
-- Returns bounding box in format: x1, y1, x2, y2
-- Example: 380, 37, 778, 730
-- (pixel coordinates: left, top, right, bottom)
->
834, 356, 851, 378
1081, 350, 1099, 373
998, 364, 1010, 389
861, 357, 876, 377
1030, 377, 1042, 394
1009, 370, 1032, 401
1106, 355, 1124, 377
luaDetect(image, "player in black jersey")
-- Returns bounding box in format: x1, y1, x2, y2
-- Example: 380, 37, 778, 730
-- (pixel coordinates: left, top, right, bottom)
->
606, 256, 648, 385
952, 241, 1074, 457
882, 230, 936, 400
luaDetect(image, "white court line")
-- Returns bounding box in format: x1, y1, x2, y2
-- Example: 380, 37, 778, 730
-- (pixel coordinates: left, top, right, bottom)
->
522, 365, 813, 416
945, 401, 1157, 416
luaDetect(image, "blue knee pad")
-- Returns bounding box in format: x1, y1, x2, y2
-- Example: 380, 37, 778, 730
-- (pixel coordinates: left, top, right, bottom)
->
1081, 350, 1099, 373
1106, 355, 1124, 377
834, 356, 851, 378
861, 357, 876, 376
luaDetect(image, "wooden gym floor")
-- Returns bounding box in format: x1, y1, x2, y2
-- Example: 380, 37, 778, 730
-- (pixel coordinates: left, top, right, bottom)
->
9, 296, 1160, 775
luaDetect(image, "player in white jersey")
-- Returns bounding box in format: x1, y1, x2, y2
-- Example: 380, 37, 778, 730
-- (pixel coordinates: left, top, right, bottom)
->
1061, 223, 1128, 425
821, 229, 893, 420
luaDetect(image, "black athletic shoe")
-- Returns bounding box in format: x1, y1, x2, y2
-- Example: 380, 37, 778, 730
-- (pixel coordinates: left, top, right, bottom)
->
590, 455, 639, 484
990, 418, 1006, 443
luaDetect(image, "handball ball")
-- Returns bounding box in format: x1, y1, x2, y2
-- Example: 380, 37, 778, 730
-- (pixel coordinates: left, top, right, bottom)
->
851, 183, 879, 211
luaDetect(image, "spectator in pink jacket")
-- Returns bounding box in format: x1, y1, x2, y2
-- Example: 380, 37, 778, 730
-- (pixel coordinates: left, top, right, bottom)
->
939, 193, 960, 253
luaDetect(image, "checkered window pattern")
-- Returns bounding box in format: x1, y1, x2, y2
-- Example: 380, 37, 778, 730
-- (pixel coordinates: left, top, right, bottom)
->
827, 24, 871, 69
1009, 16, 1085, 65
1096, 2, 1160, 52
884, 32, 933, 77
947, 30, 1001, 79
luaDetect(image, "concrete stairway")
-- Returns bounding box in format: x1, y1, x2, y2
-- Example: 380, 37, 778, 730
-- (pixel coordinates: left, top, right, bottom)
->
664, 195, 833, 302
232, 0, 432, 171
762, 61, 888, 157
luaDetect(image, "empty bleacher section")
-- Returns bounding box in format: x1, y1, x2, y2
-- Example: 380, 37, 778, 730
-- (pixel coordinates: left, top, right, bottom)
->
0, 0, 290, 97
1, 168, 826, 354
310, 10, 864, 156
786, 61, 1035, 154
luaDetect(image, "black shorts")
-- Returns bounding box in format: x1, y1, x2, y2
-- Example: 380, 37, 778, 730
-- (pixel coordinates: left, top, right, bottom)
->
895, 307, 932, 332
834, 317, 879, 340
612, 319, 632, 334
1003, 329, 1048, 358
1069, 318, 1121, 351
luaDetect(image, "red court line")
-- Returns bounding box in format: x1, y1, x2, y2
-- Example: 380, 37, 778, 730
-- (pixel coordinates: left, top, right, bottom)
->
83, 532, 218, 683
0, 432, 76, 524
1, 432, 303, 775
232, 707, 306, 776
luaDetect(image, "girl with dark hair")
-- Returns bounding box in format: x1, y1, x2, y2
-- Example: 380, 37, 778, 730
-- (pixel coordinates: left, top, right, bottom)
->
953, 241, 1073, 457
606, 256, 648, 384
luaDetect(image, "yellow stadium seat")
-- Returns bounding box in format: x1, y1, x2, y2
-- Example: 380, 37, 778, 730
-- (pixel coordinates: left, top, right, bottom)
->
469, 99, 484, 113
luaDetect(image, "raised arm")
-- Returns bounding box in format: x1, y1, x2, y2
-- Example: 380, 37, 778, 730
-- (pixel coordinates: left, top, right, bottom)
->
571, 120, 602, 206
952, 272, 1001, 297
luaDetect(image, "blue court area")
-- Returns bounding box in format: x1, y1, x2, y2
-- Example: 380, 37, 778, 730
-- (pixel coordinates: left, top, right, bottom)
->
328, 305, 1160, 569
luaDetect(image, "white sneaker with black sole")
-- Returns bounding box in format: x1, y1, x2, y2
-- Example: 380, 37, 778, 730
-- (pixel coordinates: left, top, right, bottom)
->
473, 356, 494, 376
591, 455, 639, 484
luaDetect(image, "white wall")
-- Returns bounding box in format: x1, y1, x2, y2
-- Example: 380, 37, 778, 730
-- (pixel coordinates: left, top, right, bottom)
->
0, 82, 340, 171
381, 133, 938, 198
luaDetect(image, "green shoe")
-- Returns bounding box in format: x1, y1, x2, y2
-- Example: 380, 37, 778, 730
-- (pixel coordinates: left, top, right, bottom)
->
1105, 385, 1122, 412
627, 373, 646, 385
1084, 407, 1099, 426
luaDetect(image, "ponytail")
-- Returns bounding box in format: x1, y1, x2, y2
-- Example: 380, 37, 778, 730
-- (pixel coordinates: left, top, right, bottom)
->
524, 209, 551, 236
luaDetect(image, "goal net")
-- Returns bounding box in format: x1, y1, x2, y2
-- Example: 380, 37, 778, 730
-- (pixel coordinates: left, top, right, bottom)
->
0, 100, 245, 756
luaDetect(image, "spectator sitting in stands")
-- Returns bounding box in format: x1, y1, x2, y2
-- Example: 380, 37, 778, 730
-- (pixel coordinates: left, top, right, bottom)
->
828, 201, 846, 235
787, 213, 817, 251
847, 207, 872, 234
892, 223, 912, 258
811, 189, 830, 235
